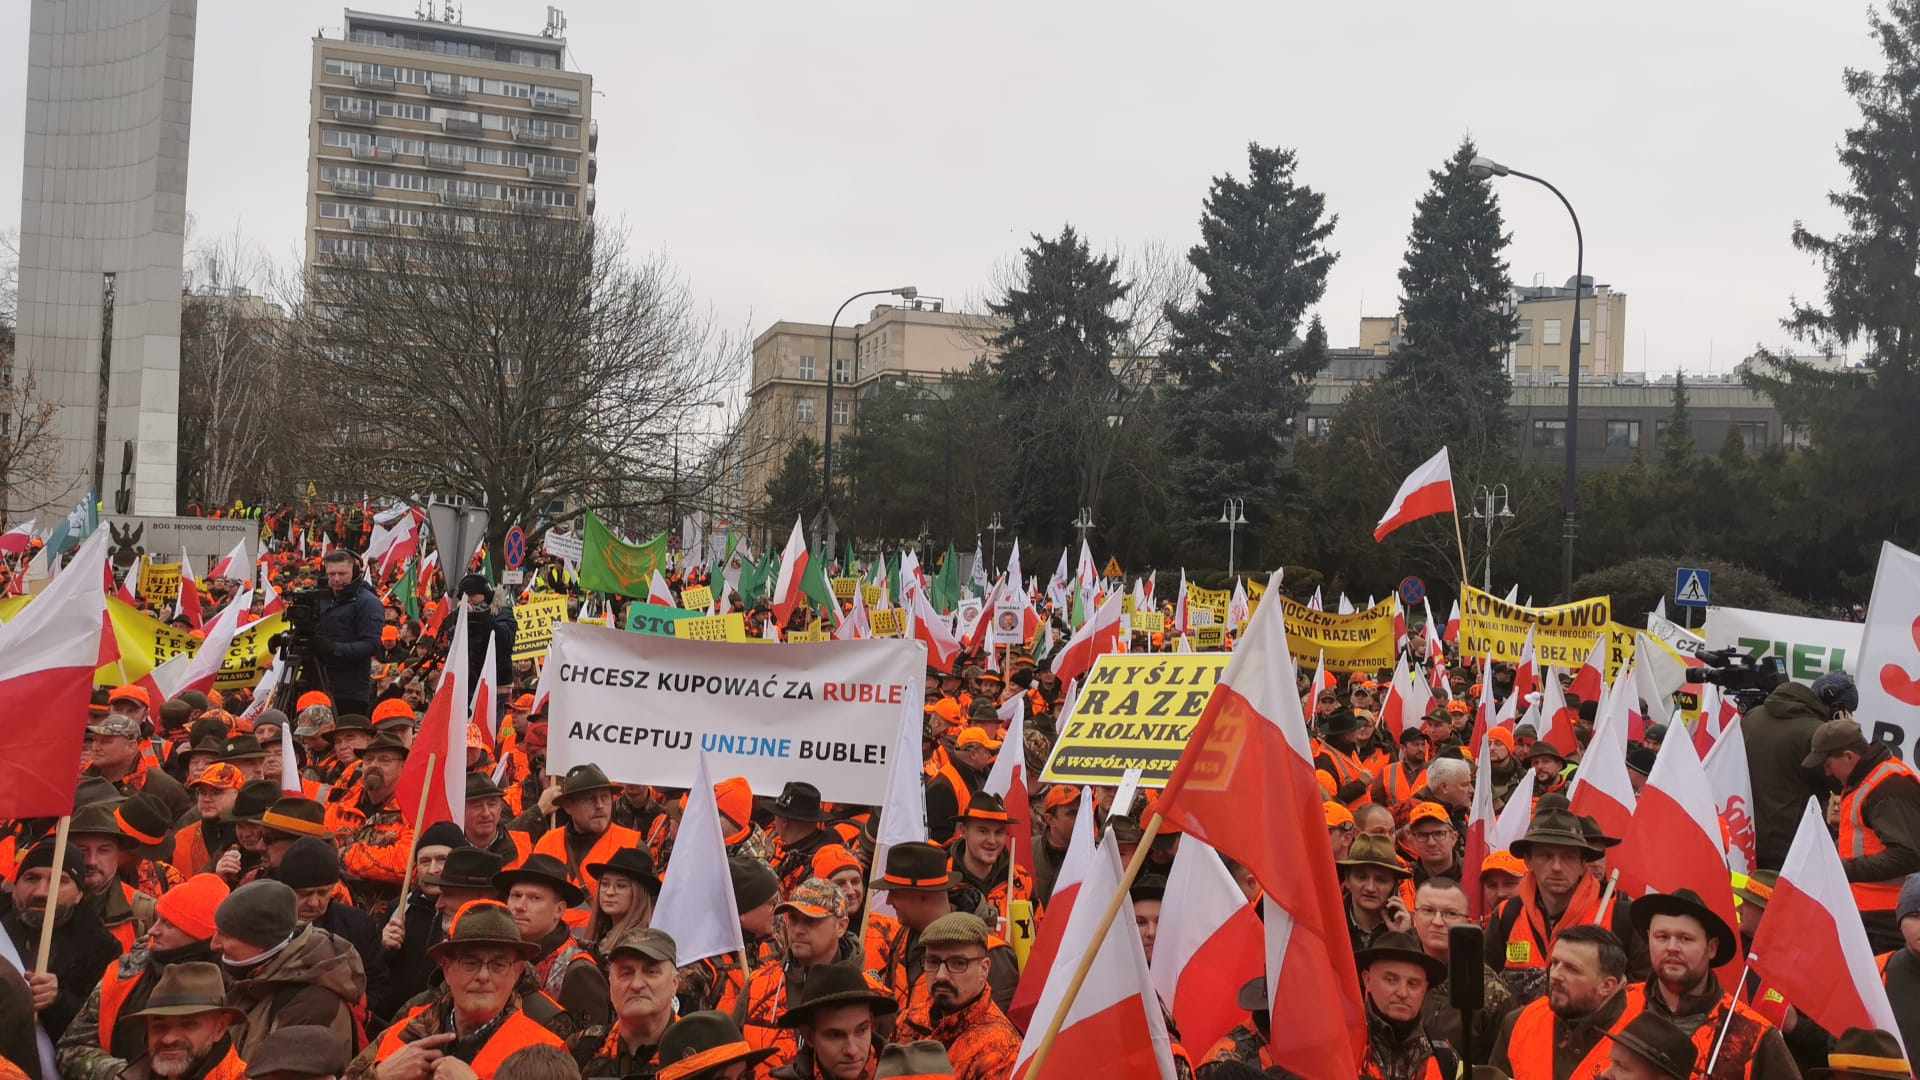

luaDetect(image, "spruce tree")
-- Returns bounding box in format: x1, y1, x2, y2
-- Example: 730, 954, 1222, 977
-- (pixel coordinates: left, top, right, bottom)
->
1161, 143, 1338, 560
1660, 372, 1694, 468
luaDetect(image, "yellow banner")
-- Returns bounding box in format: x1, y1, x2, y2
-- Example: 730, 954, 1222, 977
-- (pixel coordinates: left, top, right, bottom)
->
681, 584, 714, 611
1040, 653, 1230, 787
138, 560, 182, 607
869, 609, 905, 638
512, 593, 570, 661
787, 625, 830, 643
1278, 596, 1398, 674
1187, 585, 1230, 622
672, 613, 749, 642
1458, 584, 1614, 669
95, 596, 285, 691
1128, 610, 1165, 635
1193, 624, 1226, 650
863, 585, 883, 609
831, 577, 858, 601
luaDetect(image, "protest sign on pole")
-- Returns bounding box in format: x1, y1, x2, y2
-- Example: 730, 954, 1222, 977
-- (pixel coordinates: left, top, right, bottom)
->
511, 593, 571, 661
868, 609, 906, 639
137, 560, 182, 608
541, 529, 584, 569
624, 602, 700, 637
1458, 585, 1613, 669
1185, 585, 1231, 625
680, 585, 714, 612
546, 626, 922, 802
672, 613, 749, 642
992, 601, 1025, 646
1040, 653, 1230, 788
1851, 542, 1920, 762
1276, 596, 1398, 674
1703, 605, 1859, 685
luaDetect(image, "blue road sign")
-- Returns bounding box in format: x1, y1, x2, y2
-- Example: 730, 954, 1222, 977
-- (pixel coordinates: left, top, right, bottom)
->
1674, 566, 1711, 608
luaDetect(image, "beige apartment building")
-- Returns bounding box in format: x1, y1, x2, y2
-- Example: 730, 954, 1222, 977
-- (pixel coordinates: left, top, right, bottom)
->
304, 8, 594, 271
1355, 275, 1627, 379
735, 302, 1000, 513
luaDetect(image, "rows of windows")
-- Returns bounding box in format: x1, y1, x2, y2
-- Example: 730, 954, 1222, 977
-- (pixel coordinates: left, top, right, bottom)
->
320, 163, 578, 207
1529, 418, 1772, 451
1514, 318, 1592, 348
343, 28, 561, 70
324, 56, 580, 105
320, 128, 577, 174
323, 93, 580, 142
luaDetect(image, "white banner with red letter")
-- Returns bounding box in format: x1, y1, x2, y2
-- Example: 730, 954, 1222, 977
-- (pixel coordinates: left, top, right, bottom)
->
546, 624, 924, 803
1853, 542, 1920, 765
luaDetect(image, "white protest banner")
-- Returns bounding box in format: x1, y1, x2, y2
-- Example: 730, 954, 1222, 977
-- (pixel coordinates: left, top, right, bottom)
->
546, 625, 922, 803
1853, 542, 1920, 762
1704, 605, 1860, 685
542, 528, 584, 568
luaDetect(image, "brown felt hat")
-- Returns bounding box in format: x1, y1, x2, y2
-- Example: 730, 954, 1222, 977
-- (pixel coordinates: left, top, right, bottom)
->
124, 962, 243, 1022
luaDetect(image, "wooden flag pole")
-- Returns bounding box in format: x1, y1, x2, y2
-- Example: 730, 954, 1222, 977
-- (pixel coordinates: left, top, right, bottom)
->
1023, 811, 1164, 1080
1592, 868, 1621, 925
1451, 503, 1471, 589
393, 753, 438, 914
34, 816, 72, 975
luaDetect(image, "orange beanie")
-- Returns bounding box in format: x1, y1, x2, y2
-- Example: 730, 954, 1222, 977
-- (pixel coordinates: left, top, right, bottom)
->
154, 873, 232, 941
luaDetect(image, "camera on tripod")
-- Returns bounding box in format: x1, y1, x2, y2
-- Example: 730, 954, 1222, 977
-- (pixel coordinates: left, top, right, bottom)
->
1685, 646, 1785, 709
267, 588, 330, 660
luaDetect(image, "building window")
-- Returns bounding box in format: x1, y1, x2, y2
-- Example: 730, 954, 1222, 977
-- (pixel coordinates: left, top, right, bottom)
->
1515, 320, 1533, 346
832, 399, 852, 425
1605, 420, 1640, 449
1580, 318, 1593, 345
1304, 416, 1332, 439
834, 356, 853, 384
1543, 320, 1564, 346
1730, 421, 1768, 451
795, 397, 814, 423
1532, 419, 1567, 448
797, 355, 815, 381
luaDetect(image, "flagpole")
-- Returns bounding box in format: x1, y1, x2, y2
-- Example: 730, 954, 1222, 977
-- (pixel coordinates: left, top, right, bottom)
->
393, 753, 438, 915
1592, 868, 1620, 925
34, 816, 72, 974
1704, 959, 1751, 1075
1451, 503, 1471, 587
1023, 812, 1164, 1080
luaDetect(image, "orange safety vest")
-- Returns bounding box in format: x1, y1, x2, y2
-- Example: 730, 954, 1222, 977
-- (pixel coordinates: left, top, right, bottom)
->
1839, 755, 1920, 911
1361, 1055, 1443, 1080
105, 882, 141, 954
928, 759, 973, 820
200, 1043, 247, 1080
1497, 873, 1608, 972
173, 820, 215, 877
376, 1004, 565, 1079
1503, 993, 1642, 1079
531, 822, 641, 895
1622, 984, 1774, 1080
1378, 762, 1426, 806
96, 962, 145, 1051
1318, 743, 1376, 806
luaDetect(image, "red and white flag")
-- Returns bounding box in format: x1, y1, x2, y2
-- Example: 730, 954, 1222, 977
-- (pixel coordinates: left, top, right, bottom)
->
834, 575, 871, 641
1750, 798, 1905, 1048
1379, 654, 1430, 741
1538, 662, 1578, 757
1511, 626, 1537, 701
1010, 787, 1095, 1030
258, 563, 284, 617
0, 529, 108, 817
770, 516, 809, 627
1569, 632, 1607, 705
1465, 731, 1496, 919
1468, 655, 1496, 751
1148, 837, 1262, 1058
175, 548, 204, 629
1051, 591, 1125, 686
1155, 570, 1365, 1078
1568, 677, 1638, 843
471, 626, 500, 753
909, 584, 963, 673
650, 753, 747, 966
1702, 715, 1759, 874
1442, 599, 1461, 644
1013, 840, 1178, 1080
983, 697, 1035, 876
1489, 769, 1537, 855
1373, 447, 1456, 542
166, 589, 253, 700
397, 604, 468, 832
118, 555, 141, 605
1172, 569, 1190, 635
209, 539, 249, 581
647, 569, 675, 608
1854, 541, 1920, 764
1617, 705, 1740, 985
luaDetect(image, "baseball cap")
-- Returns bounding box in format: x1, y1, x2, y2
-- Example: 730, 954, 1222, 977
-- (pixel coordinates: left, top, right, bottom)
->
87, 714, 141, 739
1481, 850, 1527, 879
607, 926, 678, 965
776, 878, 848, 920
189, 763, 246, 792
1043, 785, 1080, 811
1406, 802, 1454, 831
1803, 718, 1871, 769
1324, 801, 1355, 828
109, 685, 151, 709
954, 726, 1002, 751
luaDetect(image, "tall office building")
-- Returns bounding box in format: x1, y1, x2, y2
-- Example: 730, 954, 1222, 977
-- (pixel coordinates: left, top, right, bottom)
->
305, 6, 595, 271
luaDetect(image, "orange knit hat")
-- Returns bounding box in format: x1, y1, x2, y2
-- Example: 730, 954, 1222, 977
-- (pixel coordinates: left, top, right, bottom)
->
154, 873, 231, 940
296, 691, 332, 712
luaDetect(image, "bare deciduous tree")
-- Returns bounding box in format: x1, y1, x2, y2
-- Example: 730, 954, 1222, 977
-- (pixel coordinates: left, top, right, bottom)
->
179, 231, 296, 507
0, 229, 63, 527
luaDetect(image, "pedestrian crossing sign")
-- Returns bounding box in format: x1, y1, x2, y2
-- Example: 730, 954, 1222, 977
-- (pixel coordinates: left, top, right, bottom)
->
1674, 567, 1711, 608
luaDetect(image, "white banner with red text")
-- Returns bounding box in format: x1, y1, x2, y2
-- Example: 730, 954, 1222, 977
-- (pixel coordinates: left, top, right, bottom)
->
545, 624, 924, 804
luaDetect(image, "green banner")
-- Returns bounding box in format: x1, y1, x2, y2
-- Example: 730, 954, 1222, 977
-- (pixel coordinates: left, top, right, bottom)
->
624, 601, 699, 636
579, 511, 669, 600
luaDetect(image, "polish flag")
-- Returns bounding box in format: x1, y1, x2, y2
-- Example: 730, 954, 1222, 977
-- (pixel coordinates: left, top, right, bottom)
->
1148, 837, 1263, 1057
964, 576, 1003, 650
833, 577, 871, 641
275, 672, 304, 794
471, 627, 500, 753
119, 556, 142, 605
0, 519, 36, 557
1749, 799, 1904, 1049
530, 639, 561, 715
376, 519, 421, 583
1010, 787, 1095, 1029
1302, 652, 1335, 717
1421, 595, 1445, 656
1568, 676, 1639, 843
983, 697, 1034, 876
397, 604, 469, 832
1051, 591, 1125, 686
1154, 570, 1365, 1077
1442, 599, 1460, 643
1692, 684, 1741, 761
1538, 663, 1578, 757
1228, 578, 1250, 629
909, 584, 962, 673
176, 548, 204, 629
1617, 706, 1740, 986
1702, 715, 1759, 874
647, 569, 676, 607
258, 563, 284, 617
1172, 569, 1190, 635
1379, 655, 1430, 740
1465, 731, 1496, 919
1013, 839, 1178, 1080
1511, 626, 1537, 701
0, 529, 108, 818
770, 516, 809, 626
1076, 538, 1097, 590
210, 539, 250, 581
1467, 655, 1496, 751
1489, 769, 1537, 854
1569, 633, 1607, 705
167, 589, 253, 699
1373, 446, 1456, 542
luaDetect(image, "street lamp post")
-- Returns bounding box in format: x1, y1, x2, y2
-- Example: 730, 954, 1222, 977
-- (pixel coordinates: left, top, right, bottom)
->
986, 511, 1003, 580
668, 400, 725, 553
1468, 484, 1513, 594
821, 285, 918, 524
1072, 508, 1095, 551
1217, 497, 1248, 581
1469, 155, 1584, 601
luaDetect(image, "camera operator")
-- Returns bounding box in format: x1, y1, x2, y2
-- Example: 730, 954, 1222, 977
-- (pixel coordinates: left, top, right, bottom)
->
452, 573, 517, 708
304, 549, 385, 717
1742, 670, 1858, 871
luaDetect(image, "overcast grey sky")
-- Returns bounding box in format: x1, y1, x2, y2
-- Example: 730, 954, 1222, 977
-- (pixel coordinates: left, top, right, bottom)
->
1, 1, 1878, 376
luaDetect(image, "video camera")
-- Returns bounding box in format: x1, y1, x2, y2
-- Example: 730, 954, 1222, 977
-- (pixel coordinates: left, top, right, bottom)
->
267, 587, 331, 660
1685, 646, 1784, 709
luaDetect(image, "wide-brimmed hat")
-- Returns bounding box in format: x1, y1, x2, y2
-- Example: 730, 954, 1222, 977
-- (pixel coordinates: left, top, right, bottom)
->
1632, 888, 1739, 968
586, 846, 662, 897
1235, 975, 1268, 1012
1811, 1028, 1913, 1078
1320, 709, 1363, 738
464, 772, 506, 801
428, 899, 543, 962
1526, 740, 1568, 765
874, 1040, 954, 1080
330, 714, 373, 735
958, 792, 1010, 824
359, 733, 408, 759
1354, 930, 1447, 985
1337, 834, 1412, 879
558, 763, 619, 799
492, 852, 584, 906
770, 781, 828, 823
870, 841, 953, 891
1508, 809, 1604, 859
259, 798, 330, 839
775, 962, 899, 1027
220, 736, 267, 762
223, 780, 282, 824
656, 1012, 777, 1080
115, 795, 174, 850
1603, 1012, 1701, 1080
68, 803, 134, 847
1735, 870, 1781, 911
124, 961, 243, 1022
423, 847, 505, 892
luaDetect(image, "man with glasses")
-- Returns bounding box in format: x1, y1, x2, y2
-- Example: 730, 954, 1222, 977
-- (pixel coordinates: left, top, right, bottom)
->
894, 913, 1018, 1080
1411, 878, 1515, 1064
1403, 802, 1463, 886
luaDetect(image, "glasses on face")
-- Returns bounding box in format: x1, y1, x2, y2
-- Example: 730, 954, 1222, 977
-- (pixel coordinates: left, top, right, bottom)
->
925, 954, 986, 975
452, 955, 518, 977
1414, 905, 1469, 923
1409, 829, 1454, 844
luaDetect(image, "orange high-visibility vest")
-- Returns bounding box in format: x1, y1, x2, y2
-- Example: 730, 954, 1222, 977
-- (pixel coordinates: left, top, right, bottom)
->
1840, 755, 1920, 912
